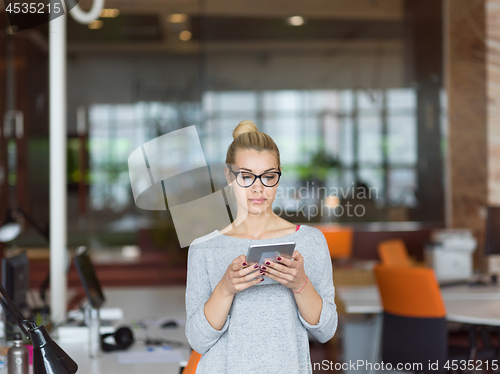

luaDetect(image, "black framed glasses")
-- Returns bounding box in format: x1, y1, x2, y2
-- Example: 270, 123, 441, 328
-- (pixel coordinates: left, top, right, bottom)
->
229, 169, 282, 188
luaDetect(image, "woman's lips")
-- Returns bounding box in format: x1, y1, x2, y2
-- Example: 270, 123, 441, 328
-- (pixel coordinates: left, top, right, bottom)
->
249, 198, 266, 204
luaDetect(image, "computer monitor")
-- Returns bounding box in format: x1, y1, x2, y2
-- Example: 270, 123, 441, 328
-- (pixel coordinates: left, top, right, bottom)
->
73, 247, 105, 309
2, 250, 29, 340
2, 250, 29, 310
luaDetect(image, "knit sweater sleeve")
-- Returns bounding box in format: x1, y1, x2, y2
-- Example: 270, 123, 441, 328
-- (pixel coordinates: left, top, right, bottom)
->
297, 231, 338, 343
185, 240, 230, 354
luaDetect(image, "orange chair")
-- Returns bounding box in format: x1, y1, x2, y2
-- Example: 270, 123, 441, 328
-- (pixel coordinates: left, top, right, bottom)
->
374, 265, 445, 318
373, 265, 479, 373
316, 225, 353, 260
181, 350, 201, 374
377, 238, 412, 267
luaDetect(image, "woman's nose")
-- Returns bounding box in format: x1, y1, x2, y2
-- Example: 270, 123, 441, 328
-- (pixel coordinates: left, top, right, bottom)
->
252, 177, 265, 191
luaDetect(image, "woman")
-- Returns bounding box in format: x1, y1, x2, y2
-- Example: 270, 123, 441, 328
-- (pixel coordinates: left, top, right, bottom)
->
185, 120, 338, 373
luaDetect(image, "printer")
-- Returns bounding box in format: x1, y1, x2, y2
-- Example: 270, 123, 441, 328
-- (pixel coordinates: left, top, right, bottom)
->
425, 229, 477, 281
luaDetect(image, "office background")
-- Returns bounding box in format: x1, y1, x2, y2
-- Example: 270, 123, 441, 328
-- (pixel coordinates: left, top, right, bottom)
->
0, 0, 499, 371
1, 0, 449, 245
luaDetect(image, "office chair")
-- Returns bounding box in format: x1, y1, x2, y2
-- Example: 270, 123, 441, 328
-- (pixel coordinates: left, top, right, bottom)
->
374, 265, 484, 374
181, 350, 201, 374
377, 238, 412, 267
316, 226, 353, 260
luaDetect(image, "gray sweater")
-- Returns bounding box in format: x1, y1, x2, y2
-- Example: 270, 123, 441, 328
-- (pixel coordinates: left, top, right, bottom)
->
185, 224, 338, 374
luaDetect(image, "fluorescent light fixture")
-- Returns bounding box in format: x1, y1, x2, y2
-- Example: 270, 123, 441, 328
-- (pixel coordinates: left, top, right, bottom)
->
100, 8, 120, 18
287, 15, 305, 26
167, 14, 188, 23
179, 30, 192, 41
88, 20, 103, 29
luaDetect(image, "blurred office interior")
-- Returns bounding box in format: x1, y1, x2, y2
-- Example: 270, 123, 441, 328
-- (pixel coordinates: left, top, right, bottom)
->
1, 0, 447, 253
0, 0, 499, 372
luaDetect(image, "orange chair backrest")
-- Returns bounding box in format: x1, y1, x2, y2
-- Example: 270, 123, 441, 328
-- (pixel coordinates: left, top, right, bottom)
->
182, 350, 201, 374
373, 265, 446, 318
377, 239, 412, 267
316, 226, 353, 260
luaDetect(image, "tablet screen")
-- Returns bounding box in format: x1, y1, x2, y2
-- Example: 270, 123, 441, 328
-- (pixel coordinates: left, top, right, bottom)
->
246, 242, 296, 285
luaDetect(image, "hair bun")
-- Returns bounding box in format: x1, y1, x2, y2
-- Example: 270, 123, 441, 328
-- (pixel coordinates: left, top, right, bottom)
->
233, 120, 259, 140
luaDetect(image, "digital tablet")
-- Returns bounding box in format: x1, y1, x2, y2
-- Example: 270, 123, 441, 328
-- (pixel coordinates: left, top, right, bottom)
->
246, 242, 296, 285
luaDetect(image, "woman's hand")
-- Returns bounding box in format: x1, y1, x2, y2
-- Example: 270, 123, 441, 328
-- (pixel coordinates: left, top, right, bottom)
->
220, 255, 264, 296
260, 250, 307, 293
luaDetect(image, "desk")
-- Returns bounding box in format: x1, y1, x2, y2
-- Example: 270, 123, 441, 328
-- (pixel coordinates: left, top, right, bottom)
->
10, 286, 191, 374
338, 284, 500, 325
337, 283, 500, 374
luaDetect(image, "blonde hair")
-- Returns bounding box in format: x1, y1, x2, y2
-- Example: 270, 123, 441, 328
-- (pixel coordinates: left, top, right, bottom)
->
225, 120, 281, 169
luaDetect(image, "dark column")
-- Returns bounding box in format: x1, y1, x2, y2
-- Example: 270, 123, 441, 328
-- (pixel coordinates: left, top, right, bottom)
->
404, 0, 445, 223
0, 17, 10, 222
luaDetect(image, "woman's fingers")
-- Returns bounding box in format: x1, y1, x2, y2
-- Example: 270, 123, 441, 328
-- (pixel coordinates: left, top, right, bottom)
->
263, 260, 291, 274
236, 262, 258, 276
276, 250, 303, 267
236, 266, 261, 283
233, 271, 264, 291
238, 275, 265, 290
291, 250, 303, 262
228, 256, 259, 281
247, 271, 265, 284
224, 256, 264, 294
251, 275, 265, 286
262, 269, 287, 286
262, 265, 294, 282
260, 250, 305, 289
230, 255, 247, 271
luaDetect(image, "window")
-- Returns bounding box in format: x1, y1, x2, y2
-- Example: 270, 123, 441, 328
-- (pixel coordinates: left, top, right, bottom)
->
88, 88, 426, 222
202, 89, 420, 220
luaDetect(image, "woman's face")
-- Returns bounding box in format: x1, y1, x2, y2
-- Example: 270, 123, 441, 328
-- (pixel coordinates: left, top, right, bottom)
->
227, 149, 280, 217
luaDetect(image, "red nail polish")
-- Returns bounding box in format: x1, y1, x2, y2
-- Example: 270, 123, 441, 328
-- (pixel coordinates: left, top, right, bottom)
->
260, 278, 264, 282
261, 266, 267, 270
265, 261, 270, 265
243, 262, 247, 266
277, 256, 281, 261
254, 264, 259, 268
260, 271, 264, 274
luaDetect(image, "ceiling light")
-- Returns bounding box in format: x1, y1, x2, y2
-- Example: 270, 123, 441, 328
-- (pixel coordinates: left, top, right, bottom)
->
179, 30, 192, 41
100, 8, 120, 18
287, 16, 305, 26
167, 14, 188, 23
88, 20, 103, 29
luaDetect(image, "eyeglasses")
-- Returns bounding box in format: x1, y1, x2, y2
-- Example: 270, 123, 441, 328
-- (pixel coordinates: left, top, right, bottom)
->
229, 169, 282, 188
